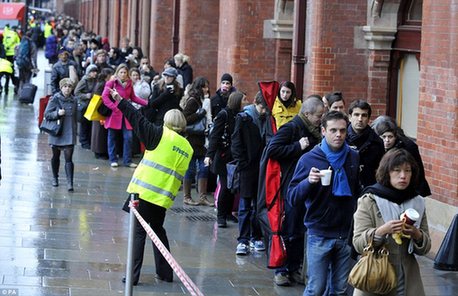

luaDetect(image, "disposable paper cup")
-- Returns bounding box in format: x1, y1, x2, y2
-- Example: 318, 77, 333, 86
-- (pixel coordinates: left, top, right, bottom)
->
320, 169, 332, 186
402, 208, 419, 225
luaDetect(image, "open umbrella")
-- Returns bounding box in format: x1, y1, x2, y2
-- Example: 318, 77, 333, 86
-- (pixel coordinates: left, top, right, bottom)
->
256, 81, 287, 268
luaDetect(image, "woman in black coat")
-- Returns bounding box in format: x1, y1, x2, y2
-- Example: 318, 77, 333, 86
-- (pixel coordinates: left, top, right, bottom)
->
205, 91, 247, 227
141, 67, 182, 126
372, 115, 431, 197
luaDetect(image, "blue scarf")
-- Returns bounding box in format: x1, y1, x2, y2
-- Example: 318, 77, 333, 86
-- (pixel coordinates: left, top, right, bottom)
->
320, 138, 352, 197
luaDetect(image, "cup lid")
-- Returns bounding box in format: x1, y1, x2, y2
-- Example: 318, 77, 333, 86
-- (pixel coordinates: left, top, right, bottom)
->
405, 208, 420, 220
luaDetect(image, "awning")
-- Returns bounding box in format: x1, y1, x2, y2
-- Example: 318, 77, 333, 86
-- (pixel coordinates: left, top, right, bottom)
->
0, 3, 26, 20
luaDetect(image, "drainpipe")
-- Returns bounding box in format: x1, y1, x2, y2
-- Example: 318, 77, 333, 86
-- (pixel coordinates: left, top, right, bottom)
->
172, 0, 180, 55
292, 0, 306, 99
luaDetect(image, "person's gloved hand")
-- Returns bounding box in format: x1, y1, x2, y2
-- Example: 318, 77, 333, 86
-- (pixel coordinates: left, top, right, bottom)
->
196, 108, 206, 119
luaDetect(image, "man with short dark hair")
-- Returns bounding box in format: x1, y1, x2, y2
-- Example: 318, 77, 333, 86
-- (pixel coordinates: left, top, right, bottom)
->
288, 111, 359, 295
210, 73, 236, 118
346, 99, 384, 188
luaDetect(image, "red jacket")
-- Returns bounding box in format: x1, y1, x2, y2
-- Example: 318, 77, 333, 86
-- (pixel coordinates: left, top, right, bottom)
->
102, 79, 147, 130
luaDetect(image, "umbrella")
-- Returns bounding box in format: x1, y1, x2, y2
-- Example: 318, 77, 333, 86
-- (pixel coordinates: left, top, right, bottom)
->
256, 81, 287, 268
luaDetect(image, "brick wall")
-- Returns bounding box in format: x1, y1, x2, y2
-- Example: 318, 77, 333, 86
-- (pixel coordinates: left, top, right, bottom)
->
179, 0, 219, 91
304, 1, 369, 107
148, 0, 174, 72
418, 0, 458, 206
367, 50, 391, 117
217, 0, 277, 99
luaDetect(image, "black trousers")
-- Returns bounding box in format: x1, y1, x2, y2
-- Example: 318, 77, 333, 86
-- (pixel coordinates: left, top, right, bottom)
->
133, 199, 173, 282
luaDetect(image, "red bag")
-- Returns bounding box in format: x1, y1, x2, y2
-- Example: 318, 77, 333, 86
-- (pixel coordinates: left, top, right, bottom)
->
38, 96, 51, 128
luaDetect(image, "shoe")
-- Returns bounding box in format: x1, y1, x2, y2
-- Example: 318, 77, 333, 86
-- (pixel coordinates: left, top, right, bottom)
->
274, 272, 291, 286
290, 270, 305, 285
217, 218, 227, 228
227, 215, 238, 223
122, 277, 138, 286
250, 240, 266, 252
126, 163, 138, 168
183, 196, 199, 206
236, 243, 249, 255
81, 144, 91, 150
110, 162, 119, 167
199, 196, 214, 207
51, 178, 58, 187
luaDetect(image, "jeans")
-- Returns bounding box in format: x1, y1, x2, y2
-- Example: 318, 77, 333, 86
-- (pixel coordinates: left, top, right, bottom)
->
184, 156, 208, 180
107, 122, 132, 165
237, 197, 262, 244
303, 234, 351, 296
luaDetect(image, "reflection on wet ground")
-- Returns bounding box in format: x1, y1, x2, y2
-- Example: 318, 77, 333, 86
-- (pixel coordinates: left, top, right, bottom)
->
0, 51, 456, 296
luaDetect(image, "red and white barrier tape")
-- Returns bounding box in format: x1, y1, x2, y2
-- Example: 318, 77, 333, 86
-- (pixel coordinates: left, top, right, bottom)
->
129, 202, 204, 296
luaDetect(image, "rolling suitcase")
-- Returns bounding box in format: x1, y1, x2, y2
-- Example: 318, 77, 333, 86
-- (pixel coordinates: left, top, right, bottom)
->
38, 95, 51, 128
19, 83, 38, 104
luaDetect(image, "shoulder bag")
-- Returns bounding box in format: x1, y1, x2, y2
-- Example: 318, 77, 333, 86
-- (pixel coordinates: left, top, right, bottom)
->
40, 99, 63, 136
185, 97, 206, 135
348, 233, 397, 294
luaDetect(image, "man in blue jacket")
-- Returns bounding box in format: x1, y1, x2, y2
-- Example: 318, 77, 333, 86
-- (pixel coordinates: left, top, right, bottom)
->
288, 111, 360, 296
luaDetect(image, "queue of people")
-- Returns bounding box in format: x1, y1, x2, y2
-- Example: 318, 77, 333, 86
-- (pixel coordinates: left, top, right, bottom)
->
37, 15, 433, 296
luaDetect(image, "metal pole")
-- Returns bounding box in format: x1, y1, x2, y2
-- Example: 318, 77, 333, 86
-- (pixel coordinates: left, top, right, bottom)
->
124, 193, 139, 296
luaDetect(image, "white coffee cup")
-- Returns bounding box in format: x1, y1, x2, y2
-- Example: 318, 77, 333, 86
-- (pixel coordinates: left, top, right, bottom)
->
320, 169, 332, 186
402, 208, 420, 225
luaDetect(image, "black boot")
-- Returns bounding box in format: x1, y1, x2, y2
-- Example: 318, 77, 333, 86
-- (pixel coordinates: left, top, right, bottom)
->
65, 162, 74, 192
51, 157, 60, 187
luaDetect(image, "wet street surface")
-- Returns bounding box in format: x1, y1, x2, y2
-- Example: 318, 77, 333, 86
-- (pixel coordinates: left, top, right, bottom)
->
0, 51, 456, 295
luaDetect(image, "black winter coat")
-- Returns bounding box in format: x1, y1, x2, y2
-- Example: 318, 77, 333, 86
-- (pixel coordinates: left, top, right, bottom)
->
183, 96, 206, 157
142, 85, 180, 126
210, 87, 236, 120
206, 108, 237, 176
231, 112, 265, 198
347, 125, 385, 188
264, 116, 322, 238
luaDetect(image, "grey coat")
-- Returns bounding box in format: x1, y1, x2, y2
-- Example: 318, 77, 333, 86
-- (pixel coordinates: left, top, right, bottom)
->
44, 92, 77, 146
352, 194, 431, 296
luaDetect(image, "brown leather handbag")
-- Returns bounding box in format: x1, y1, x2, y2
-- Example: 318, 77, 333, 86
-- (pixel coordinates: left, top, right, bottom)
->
348, 234, 397, 294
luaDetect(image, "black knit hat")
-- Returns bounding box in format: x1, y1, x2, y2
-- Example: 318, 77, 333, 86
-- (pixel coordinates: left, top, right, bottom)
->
220, 73, 233, 84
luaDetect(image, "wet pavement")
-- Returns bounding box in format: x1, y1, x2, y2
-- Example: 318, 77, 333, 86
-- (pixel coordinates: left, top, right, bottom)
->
0, 51, 456, 296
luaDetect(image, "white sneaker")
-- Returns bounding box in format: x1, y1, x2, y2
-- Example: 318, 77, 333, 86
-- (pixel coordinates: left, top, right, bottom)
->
236, 243, 249, 255
127, 163, 138, 168
110, 162, 119, 167
250, 240, 266, 252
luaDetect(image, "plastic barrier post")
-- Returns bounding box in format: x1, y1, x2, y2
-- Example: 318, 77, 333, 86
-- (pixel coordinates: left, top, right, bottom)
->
124, 193, 139, 296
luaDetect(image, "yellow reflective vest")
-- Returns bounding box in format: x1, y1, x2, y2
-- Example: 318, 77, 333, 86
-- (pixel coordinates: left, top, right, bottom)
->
44, 23, 53, 39
3, 27, 20, 57
127, 127, 193, 209
272, 96, 302, 129
0, 58, 13, 74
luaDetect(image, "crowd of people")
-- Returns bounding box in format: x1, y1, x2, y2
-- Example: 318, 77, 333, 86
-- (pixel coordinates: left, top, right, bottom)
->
35, 15, 433, 296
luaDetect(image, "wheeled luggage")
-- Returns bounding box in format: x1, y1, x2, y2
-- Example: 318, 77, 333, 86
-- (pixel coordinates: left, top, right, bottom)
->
18, 83, 38, 104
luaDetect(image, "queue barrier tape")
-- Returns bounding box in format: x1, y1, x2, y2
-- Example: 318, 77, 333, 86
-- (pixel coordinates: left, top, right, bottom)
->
129, 202, 204, 296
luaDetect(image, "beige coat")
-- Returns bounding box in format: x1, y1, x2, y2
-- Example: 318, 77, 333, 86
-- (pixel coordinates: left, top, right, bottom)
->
352, 194, 431, 296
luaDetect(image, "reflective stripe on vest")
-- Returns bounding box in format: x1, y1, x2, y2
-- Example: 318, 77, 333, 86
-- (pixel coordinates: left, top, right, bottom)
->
130, 177, 176, 201
126, 127, 193, 209
140, 158, 184, 182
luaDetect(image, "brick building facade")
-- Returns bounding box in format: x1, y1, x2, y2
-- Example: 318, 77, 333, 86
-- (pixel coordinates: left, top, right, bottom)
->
63, 0, 457, 254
